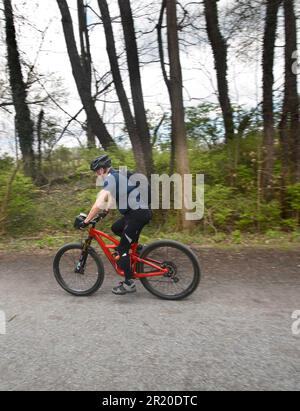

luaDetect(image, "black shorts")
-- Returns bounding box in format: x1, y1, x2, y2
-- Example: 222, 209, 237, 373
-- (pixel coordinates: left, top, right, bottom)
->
111, 209, 152, 249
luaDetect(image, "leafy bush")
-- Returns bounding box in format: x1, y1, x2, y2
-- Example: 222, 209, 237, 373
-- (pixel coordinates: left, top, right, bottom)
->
1, 129, 299, 240
234, 193, 281, 232
0, 167, 39, 234
287, 183, 300, 212
232, 230, 242, 244
202, 184, 235, 232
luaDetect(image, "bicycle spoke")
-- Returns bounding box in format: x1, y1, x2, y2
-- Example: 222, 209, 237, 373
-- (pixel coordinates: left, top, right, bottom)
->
147, 279, 172, 284
140, 244, 197, 298
59, 249, 99, 292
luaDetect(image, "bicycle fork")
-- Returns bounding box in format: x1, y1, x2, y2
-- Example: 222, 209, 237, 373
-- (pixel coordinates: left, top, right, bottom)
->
74, 237, 92, 275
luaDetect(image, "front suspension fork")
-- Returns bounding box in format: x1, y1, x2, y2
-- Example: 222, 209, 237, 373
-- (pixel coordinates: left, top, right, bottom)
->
75, 237, 92, 274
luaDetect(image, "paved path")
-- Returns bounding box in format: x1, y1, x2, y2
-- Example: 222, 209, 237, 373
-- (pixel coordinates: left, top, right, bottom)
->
0, 248, 299, 391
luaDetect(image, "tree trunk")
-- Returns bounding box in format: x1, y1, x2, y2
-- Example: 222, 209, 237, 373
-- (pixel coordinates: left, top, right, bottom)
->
157, 0, 175, 174
279, 108, 290, 219
86, 122, 96, 149
203, 0, 235, 143
98, 0, 150, 175
3, 0, 35, 179
77, 0, 92, 87
77, 0, 96, 148
57, 0, 114, 150
37, 109, 44, 170
261, 0, 281, 200
118, 0, 153, 175
166, 0, 191, 230
35, 109, 47, 185
279, 0, 300, 220
284, 0, 300, 184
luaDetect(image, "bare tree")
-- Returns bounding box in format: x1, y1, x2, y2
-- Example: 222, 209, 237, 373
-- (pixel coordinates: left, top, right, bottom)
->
36, 108, 46, 184
3, 0, 35, 178
279, 0, 299, 218
56, 0, 115, 150
165, 0, 191, 230
283, 0, 299, 184
77, 0, 95, 148
261, 0, 281, 200
118, 0, 153, 175
157, 0, 176, 172
98, 0, 151, 175
203, 0, 235, 143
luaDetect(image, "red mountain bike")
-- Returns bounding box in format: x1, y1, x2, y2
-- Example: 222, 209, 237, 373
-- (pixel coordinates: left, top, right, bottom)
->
53, 214, 201, 300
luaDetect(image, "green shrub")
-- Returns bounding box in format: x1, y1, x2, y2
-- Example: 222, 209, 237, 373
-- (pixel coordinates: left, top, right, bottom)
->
212, 233, 227, 243
236, 195, 281, 232
291, 230, 300, 242
0, 130, 297, 241
232, 230, 242, 244
287, 183, 300, 212
0, 168, 39, 234
204, 184, 235, 232
282, 218, 298, 231
265, 230, 282, 239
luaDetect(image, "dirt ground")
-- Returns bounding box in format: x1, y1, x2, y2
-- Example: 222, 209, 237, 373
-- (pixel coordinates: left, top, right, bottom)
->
0, 247, 299, 391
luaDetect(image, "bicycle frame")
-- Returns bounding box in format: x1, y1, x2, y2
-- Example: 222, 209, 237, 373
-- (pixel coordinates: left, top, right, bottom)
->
88, 227, 169, 279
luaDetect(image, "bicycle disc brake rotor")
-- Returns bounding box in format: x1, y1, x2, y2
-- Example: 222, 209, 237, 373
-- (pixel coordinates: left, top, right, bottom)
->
162, 261, 179, 282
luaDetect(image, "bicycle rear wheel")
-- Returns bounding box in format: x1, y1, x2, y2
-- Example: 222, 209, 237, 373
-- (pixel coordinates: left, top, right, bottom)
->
53, 243, 105, 296
138, 240, 201, 300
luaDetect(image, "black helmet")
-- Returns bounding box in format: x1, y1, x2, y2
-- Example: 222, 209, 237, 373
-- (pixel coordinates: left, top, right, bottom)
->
90, 154, 112, 171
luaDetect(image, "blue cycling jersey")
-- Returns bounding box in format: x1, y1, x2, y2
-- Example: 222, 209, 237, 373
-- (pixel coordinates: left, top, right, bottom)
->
103, 168, 150, 215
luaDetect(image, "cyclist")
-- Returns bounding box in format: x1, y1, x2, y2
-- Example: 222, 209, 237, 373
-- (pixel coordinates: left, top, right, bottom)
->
79, 154, 152, 295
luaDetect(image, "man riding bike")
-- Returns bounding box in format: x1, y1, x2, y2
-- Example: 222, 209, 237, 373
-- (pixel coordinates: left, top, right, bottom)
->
79, 154, 152, 295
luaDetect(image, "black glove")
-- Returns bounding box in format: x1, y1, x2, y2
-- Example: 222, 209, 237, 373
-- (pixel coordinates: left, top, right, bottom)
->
78, 220, 89, 230
74, 214, 89, 230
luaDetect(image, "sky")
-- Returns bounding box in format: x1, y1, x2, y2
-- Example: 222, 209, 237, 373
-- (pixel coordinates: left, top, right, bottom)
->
0, 0, 297, 156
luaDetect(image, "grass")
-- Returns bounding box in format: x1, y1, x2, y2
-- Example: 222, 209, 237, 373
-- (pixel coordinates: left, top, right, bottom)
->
1, 228, 300, 253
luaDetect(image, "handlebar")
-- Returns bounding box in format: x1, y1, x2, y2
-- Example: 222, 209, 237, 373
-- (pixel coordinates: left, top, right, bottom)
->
75, 211, 109, 230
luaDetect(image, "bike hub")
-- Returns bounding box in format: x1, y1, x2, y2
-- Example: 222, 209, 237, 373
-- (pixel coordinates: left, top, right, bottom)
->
162, 261, 179, 282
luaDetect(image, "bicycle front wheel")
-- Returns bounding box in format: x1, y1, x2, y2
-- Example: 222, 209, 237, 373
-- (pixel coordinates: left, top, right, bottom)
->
139, 240, 201, 300
53, 243, 105, 296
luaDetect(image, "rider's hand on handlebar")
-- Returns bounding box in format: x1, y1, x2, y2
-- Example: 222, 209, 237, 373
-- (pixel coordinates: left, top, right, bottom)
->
78, 220, 89, 230
74, 210, 109, 230
74, 214, 89, 230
